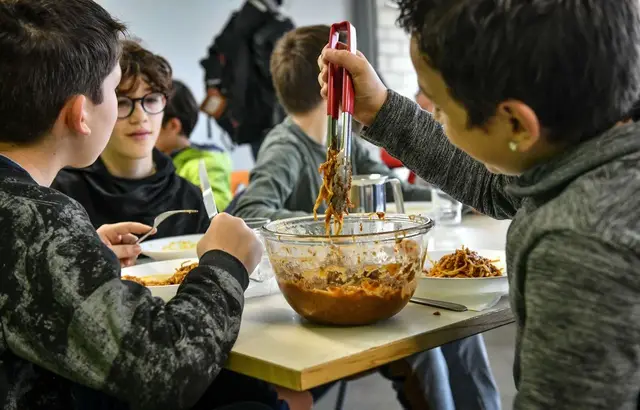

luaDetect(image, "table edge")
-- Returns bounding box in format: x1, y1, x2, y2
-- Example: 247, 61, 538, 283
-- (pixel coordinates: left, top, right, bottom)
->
226, 305, 514, 391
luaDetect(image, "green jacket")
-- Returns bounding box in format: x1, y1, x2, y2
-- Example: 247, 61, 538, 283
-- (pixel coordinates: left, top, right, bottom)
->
171, 146, 233, 211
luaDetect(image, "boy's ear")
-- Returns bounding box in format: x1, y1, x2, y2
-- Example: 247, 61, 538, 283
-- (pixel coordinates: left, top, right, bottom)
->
496, 100, 541, 152
62, 95, 92, 137
163, 117, 183, 135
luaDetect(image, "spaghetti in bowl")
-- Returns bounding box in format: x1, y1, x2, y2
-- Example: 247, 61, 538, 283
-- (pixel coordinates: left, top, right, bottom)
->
262, 214, 435, 325
121, 258, 281, 301
414, 249, 508, 299
121, 258, 198, 301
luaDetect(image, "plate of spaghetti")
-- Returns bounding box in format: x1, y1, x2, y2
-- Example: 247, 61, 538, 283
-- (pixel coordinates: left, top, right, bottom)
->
415, 248, 508, 298
121, 258, 281, 301
121, 259, 198, 301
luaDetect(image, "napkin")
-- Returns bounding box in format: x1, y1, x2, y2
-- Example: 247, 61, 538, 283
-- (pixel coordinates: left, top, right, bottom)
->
245, 277, 280, 299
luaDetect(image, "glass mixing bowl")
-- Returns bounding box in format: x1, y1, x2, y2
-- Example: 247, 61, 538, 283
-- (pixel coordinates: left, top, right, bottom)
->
261, 214, 435, 325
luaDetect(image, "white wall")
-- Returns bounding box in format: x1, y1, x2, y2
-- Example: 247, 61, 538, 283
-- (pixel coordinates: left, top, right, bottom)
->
97, 0, 351, 170
375, 0, 417, 99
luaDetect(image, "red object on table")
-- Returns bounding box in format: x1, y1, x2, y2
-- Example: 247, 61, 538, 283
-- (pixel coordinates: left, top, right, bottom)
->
381, 149, 417, 184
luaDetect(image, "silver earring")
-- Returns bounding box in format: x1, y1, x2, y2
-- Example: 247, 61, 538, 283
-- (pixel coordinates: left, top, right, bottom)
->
508, 141, 518, 152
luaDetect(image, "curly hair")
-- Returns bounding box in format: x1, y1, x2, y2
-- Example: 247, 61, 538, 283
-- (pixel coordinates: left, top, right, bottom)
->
118, 39, 172, 96
395, 0, 640, 144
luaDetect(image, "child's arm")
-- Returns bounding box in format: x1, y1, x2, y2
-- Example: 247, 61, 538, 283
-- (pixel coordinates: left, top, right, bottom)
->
2, 196, 253, 409
515, 232, 640, 409
361, 91, 520, 219
234, 140, 309, 221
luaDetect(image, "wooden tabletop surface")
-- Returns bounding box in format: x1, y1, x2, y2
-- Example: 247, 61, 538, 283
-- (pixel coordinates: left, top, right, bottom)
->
226, 294, 513, 390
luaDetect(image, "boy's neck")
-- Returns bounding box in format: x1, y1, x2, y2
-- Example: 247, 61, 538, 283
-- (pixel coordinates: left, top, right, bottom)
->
100, 150, 156, 179
169, 135, 191, 154
290, 105, 327, 146
0, 143, 65, 187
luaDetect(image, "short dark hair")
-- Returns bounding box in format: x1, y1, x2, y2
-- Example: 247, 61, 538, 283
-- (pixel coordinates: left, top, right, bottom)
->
396, 0, 640, 144
0, 0, 125, 144
118, 40, 172, 96
163, 80, 199, 138
270, 25, 330, 115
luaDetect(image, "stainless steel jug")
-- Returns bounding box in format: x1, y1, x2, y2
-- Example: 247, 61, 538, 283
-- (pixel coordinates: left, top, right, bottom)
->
350, 174, 405, 214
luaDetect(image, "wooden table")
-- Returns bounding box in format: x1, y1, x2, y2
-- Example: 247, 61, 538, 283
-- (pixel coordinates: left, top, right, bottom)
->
226, 215, 514, 391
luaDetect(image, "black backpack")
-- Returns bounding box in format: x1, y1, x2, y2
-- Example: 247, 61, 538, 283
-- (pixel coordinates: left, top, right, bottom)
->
200, 0, 294, 146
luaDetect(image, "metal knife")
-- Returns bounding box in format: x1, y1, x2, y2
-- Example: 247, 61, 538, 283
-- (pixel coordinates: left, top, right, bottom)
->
198, 159, 218, 219
410, 297, 468, 312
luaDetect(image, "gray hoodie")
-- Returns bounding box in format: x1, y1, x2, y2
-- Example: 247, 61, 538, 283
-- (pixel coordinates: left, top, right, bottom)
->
363, 90, 640, 410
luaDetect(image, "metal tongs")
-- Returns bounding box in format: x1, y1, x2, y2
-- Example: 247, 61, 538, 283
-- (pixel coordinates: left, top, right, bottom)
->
326, 21, 357, 217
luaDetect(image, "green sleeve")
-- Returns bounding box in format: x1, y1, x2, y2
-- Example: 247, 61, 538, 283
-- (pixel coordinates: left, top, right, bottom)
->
178, 154, 233, 211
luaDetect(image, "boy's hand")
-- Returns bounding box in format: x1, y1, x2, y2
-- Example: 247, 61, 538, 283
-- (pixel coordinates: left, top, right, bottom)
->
318, 47, 388, 127
97, 222, 154, 267
197, 213, 263, 273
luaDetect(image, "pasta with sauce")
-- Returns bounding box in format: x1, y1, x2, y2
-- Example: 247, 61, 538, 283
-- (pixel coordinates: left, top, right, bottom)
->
313, 148, 352, 235
122, 261, 198, 286
425, 247, 503, 278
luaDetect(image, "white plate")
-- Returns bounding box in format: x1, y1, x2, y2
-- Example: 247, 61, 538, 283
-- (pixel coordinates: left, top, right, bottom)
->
122, 259, 280, 301
415, 249, 508, 298
386, 201, 434, 215
140, 234, 203, 261
121, 258, 196, 301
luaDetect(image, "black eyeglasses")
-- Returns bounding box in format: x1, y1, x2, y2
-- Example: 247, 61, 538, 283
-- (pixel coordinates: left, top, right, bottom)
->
117, 92, 167, 119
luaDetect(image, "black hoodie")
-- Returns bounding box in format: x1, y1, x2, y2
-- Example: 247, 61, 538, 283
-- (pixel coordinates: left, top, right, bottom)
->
52, 149, 210, 238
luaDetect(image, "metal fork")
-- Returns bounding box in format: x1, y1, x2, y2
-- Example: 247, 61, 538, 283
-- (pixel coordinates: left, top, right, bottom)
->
136, 210, 199, 244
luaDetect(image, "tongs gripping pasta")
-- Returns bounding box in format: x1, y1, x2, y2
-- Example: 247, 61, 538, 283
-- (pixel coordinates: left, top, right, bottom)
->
316, 21, 357, 233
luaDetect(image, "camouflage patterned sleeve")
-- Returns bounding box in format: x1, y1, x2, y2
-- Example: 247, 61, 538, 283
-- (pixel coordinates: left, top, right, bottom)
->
1, 188, 247, 409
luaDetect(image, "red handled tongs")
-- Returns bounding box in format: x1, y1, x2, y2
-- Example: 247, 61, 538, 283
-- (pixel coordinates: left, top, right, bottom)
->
326, 21, 357, 218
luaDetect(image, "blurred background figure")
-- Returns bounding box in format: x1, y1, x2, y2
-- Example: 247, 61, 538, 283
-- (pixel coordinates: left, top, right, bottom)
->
157, 79, 233, 211
199, 0, 294, 160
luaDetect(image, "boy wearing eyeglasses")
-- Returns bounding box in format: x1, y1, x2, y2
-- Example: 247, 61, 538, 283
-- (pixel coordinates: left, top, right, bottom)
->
52, 40, 212, 241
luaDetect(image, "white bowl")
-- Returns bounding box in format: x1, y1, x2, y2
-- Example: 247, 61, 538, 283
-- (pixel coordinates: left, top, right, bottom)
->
415, 249, 508, 298
140, 234, 203, 261
122, 258, 196, 301
386, 201, 434, 215
121, 258, 281, 302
